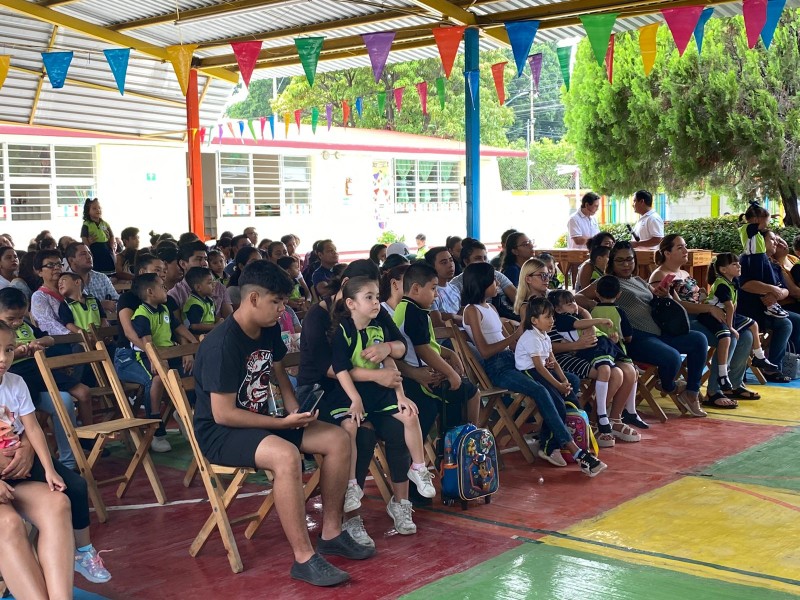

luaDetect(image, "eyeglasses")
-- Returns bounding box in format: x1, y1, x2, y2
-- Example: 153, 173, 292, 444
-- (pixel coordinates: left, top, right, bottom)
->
516, 240, 533, 248
42, 262, 62, 270
528, 271, 552, 281
614, 257, 635, 264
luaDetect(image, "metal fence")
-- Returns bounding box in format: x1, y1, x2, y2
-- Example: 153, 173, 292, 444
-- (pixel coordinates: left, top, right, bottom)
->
497, 157, 575, 191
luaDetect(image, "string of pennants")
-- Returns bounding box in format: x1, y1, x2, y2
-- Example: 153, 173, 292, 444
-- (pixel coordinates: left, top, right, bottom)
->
0, 0, 786, 115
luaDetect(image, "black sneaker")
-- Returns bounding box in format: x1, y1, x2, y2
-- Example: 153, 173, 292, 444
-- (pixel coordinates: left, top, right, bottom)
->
577, 451, 607, 478
717, 375, 733, 392
318, 530, 376, 560
751, 356, 779, 371
408, 485, 433, 507
290, 553, 350, 587
621, 409, 649, 430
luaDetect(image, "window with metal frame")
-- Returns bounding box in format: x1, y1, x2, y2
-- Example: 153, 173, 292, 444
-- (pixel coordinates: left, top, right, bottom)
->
393, 159, 460, 213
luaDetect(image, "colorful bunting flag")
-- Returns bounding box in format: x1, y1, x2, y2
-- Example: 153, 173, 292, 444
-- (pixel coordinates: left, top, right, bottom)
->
247, 120, 257, 141
743, 0, 768, 48
41, 51, 73, 89
661, 6, 705, 56
394, 87, 404, 113
227, 122, 237, 140
295, 37, 324, 87
355, 96, 363, 118
761, 0, 787, 49
436, 77, 445, 110
465, 70, 479, 109
579, 14, 618, 67
217, 124, 223, 144
639, 23, 659, 75
199, 127, 206, 144
311, 107, 319, 133
166, 44, 197, 96
268, 114, 275, 139
361, 32, 395, 83
416, 82, 428, 116
605, 34, 615, 84
0, 56, 10, 92
528, 53, 543, 93
342, 101, 350, 127
694, 8, 714, 54
491, 62, 507, 105
325, 103, 332, 131
432, 26, 466, 78
259, 116, 266, 140
231, 41, 263, 88
377, 91, 386, 116
294, 109, 302, 133
556, 46, 573, 91
103, 48, 129, 95
504, 20, 539, 77
238, 121, 245, 140
284, 112, 290, 138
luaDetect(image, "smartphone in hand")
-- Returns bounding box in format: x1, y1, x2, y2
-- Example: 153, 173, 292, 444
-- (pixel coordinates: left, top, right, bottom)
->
658, 273, 676, 290
298, 385, 325, 414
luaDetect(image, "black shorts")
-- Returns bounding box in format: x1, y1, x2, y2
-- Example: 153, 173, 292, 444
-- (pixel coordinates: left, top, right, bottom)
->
403, 377, 477, 430
200, 425, 305, 469
320, 381, 399, 422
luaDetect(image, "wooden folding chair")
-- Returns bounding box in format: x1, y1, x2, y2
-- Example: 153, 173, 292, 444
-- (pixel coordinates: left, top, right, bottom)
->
447, 322, 535, 463
34, 343, 166, 523
164, 369, 321, 573
633, 362, 676, 422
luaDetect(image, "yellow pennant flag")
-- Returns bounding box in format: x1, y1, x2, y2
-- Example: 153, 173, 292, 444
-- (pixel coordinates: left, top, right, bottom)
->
0, 56, 9, 91
284, 112, 291, 138
639, 24, 659, 77
166, 44, 198, 96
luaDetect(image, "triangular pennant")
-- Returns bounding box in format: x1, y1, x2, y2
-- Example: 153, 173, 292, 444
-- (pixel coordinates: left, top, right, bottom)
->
605, 34, 615, 84
166, 44, 197, 96
355, 96, 363, 118
528, 53, 543, 93
268, 114, 275, 139
259, 116, 266, 140
41, 51, 73, 89
247, 120, 257, 141
294, 109, 302, 133
206, 125, 213, 146
326, 103, 332, 131
361, 31, 395, 83
556, 46, 573, 91
342, 101, 350, 127
294, 37, 324, 87
283, 112, 290, 138
661, 6, 704, 56
0, 56, 10, 92
238, 120, 245, 139
639, 23, 660, 76
227, 122, 237, 140
393, 87, 404, 113
416, 82, 428, 116
432, 26, 466, 78
743, 0, 768, 49
230, 41, 263, 88
436, 76, 445, 110
103, 48, 129, 95
504, 20, 540, 77
377, 91, 386, 116
311, 107, 319, 133
465, 70, 479, 109
199, 127, 206, 144
694, 8, 714, 54
217, 124, 223, 144
761, 0, 786, 49
491, 62, 507, 105
580, 14, 618, 67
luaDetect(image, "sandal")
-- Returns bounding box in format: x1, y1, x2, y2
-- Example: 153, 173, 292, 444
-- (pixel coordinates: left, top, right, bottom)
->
702, 392, 738, 409
611, 419, 641, 442
765, 371, 791, 383
676, 391, 708, 418
597, 431, 616, 448
727, 387, 761, 400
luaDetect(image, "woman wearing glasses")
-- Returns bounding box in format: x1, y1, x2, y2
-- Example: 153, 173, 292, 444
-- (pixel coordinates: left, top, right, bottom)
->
30, 251, 70, 337
582, 242, 709, 417
500, 232, 535, 287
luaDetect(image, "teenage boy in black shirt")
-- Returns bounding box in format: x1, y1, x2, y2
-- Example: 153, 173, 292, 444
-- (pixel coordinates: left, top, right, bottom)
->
193, 260, 372, 587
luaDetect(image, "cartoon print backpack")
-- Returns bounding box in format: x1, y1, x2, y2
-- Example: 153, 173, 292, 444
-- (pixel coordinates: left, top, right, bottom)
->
563, 402, 599, 463
440, 424, 499, 509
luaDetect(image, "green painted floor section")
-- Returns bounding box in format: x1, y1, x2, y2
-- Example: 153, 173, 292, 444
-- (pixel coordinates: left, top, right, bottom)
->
701, 427, 800, 492
400, 544, 800, 600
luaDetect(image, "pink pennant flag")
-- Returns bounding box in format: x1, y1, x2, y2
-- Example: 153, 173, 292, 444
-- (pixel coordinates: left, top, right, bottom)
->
259, 116, 266, 140
325, 103, 333, 131
230, 41, 262, 88
199, 127, 206, 144
294, 109, 302, 133
361, 31, 395, 83
743, 0, 768, 48
394, 87, 404, 113
416, 82, 428, 116
661, 6, 705, 56
605, 34, 615, 84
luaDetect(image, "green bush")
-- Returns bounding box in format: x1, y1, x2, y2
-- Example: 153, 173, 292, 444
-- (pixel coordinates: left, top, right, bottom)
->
377, 230, 405, 245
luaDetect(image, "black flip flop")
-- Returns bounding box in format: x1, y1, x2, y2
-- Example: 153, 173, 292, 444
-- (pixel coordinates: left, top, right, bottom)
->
765, 372, 791, 384
702, 392, 738, 409
727, 387, 761, 400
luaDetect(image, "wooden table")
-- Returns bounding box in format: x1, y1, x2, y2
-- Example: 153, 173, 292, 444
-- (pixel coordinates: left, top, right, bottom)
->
685, 249, 714, 288
536, 249, 588, 288
636, 250, 656, 279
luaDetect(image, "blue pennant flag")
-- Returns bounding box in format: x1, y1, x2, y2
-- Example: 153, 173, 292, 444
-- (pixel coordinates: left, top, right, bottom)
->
465, 70, 479, 109
504, 20, 540, 77
41, 51, 73, 89
268, 114, 275, 140
103, 48, 130, 95
761, 0, 786, 49
355, 96, 363, 118
694, 8, 714, 54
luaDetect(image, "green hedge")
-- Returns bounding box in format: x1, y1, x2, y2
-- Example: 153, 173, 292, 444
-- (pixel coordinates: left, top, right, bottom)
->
554, 216, 800, 253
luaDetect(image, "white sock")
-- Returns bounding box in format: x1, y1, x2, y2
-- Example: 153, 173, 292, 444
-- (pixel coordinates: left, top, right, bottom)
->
625, 382, 638, 414
754, 348, 766, 359
348, 479, 358, 487
718, 364, 729, 377
411, 462, 425, 471
595, 381, 609, 426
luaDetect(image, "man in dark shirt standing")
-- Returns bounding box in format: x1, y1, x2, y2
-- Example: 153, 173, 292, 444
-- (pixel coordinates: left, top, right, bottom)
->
193, 261, 373, 587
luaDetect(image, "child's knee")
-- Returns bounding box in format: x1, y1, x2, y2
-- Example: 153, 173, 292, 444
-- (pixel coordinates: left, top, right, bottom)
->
596, 365, 611, 380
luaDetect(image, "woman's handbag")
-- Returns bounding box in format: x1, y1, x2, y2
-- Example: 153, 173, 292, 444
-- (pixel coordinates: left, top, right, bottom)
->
650, 296, 690, 337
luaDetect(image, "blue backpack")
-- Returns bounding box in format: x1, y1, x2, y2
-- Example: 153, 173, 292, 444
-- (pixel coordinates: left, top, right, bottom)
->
440, 424, 499, 509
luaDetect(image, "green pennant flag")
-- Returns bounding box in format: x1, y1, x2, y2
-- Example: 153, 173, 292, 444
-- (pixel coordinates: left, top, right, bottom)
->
294, 37, 324, 87
556, 46, 573, 91
436, 77, 445, 110
311, 107, 319, 133
247, 119, 257, 141
579, 14, 618, 67
377, 91, 386, 116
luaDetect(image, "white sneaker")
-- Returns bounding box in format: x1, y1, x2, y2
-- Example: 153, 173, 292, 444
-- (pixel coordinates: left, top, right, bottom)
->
537, 448, 567, 467
74, 547, 112, 584
150, 435, 171, 453
407, 466, 436, 498
386, 496, 416, 535
342, 515, 374, 548
343, 483, 364, 513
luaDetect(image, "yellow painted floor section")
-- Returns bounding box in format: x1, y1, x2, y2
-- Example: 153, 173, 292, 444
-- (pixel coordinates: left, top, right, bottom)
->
542, 477, 800, 595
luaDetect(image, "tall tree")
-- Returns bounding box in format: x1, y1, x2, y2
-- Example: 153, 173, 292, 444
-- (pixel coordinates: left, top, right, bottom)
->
564, 11, 800, 225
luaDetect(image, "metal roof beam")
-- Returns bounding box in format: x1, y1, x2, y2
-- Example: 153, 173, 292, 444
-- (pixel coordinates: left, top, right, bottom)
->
0, 0, 239, 84
111, 0, 291, 32
490, 0, 719, 23
408, 0, 509, 45
29, 24, 59, 125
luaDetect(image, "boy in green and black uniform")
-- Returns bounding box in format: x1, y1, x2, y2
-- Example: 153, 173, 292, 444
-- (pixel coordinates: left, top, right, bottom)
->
182, 267, 221, 335
57, 272, 109, 335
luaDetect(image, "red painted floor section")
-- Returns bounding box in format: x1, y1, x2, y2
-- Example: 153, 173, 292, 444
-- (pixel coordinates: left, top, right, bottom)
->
79, 416, 785, 599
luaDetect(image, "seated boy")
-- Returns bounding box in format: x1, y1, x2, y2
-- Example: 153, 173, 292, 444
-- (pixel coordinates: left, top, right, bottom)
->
277, 255, 311, 315
392, 262, 480, 439
57, 272, 110, 335
182, 267, 222, 335
0, 288, 93, 469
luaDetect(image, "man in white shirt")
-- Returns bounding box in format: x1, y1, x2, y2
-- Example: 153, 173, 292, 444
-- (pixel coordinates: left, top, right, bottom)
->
630, 190, 664, 249
567, 192, 601, 249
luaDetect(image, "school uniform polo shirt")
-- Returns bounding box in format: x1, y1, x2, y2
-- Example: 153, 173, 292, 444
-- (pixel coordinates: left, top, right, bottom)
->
183, 293, 216, 327
393, 297, 441, 367
58, 295, 105, 332
632, 209, 664, 248
131, 303, 176, 351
